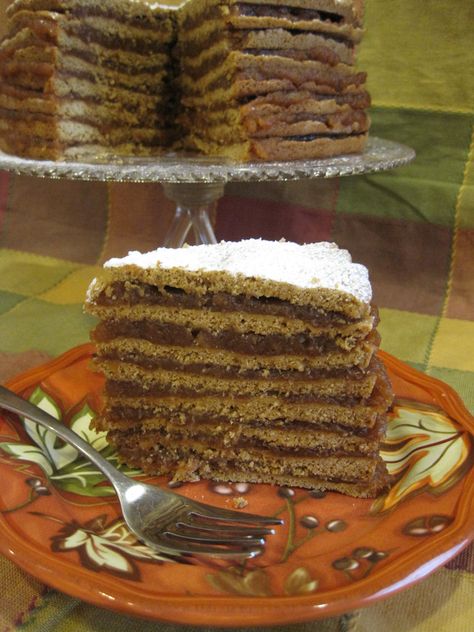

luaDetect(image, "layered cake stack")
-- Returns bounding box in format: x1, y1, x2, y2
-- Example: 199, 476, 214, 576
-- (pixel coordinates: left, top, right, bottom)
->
0, 0, 177, 159
0, 0, 370, 161
177, 0, 370, 160
85, 240, 393, 498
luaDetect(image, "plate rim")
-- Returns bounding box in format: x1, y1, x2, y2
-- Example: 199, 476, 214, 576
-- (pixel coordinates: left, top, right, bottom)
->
0, 344, 473, 626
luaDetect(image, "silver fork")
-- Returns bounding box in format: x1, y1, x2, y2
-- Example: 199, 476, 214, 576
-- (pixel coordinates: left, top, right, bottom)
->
0, 385, 282, 560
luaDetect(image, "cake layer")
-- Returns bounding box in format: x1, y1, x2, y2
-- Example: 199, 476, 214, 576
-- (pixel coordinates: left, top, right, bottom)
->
250, 132, 367, 160
106, 433, 388, 497
87, 241, 373, 318
5, 17, 173, 68
94, 336, 376, 372
179, 97, 369, 138
89, 278, 376, 325
92, 318, 380, 359
95, 343, 381, 380
180, 53, 366, 95
93, 412, 387, 455
183, 29, 355, 66
88, 304, 376, 341
93, 356, 379, 399
101, 377, 390, 429
180, 0, 363, 43
0, 129, 162, 159
181, 109, 368, 145
92, 326, 380, 371
110, 431, 380, 480
0, 91, 164, 128
8, 11, 175, 49
0, 62, 167, 103
0, 112, 167, 146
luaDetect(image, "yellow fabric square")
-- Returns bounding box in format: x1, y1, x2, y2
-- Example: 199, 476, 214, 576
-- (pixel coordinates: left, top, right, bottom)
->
378, 308, 436, 364
39, 266, 101, 305
359, 1, 474, 113
0, 249, 77, 297
429, 318, 474, 371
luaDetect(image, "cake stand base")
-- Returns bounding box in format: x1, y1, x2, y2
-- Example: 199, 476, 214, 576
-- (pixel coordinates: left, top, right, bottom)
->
162, 182, 223, 247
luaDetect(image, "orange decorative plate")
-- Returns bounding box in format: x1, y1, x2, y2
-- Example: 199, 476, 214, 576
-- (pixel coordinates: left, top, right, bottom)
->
0, 344, 473, 626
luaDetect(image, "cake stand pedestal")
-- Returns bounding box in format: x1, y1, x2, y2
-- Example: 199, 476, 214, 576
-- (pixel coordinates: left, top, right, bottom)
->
0, 137, 415, 247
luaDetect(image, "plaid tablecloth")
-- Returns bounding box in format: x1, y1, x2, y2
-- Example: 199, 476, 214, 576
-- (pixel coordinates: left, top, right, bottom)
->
0, 0, 473, 630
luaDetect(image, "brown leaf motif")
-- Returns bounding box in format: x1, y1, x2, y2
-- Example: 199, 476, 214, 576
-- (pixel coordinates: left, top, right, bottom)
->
51, 513, 167, 580
371, 400, 473, 514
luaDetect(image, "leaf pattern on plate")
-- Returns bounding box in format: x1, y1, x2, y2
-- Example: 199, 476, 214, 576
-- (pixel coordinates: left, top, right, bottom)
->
371, 399, 473, 514
206, 567, 273, 597
0, 387, 141, 497
284, 567, 319, 595
47, 513, 167, 580
206, 566, 319, 597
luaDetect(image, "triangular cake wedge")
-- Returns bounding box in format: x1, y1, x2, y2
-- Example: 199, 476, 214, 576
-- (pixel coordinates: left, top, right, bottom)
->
85, 239, 393, 498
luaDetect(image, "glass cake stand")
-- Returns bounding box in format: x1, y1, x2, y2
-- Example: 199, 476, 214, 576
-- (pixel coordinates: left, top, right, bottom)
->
0, 136, 415, 247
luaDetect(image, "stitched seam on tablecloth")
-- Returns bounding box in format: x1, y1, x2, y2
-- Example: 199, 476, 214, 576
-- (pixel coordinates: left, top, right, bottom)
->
426, 123, 474, 371
370, 102, 474, 115
0, 246, 82, 267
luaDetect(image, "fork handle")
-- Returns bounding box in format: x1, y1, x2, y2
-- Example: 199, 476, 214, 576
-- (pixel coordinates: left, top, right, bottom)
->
0, 384, 130, 490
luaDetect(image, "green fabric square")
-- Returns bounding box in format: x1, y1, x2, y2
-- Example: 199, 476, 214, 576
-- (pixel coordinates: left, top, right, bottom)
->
0, 250, 78, 297
337, 108, 473, 227
427, 366, 474, 415
0, 289, 25, 314
378, 308, 437, 365
0, 297, 95, 356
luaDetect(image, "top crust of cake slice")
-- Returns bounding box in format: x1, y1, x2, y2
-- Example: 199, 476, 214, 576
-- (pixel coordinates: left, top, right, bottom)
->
87, 240, 372, 319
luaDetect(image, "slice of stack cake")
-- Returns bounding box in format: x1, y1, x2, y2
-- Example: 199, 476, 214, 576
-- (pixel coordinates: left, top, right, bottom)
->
0, 0, 177, 159
176, 0, 370, 159
85, 239, 393, 498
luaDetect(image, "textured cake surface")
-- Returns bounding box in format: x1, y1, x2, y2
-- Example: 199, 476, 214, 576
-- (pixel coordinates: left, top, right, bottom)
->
85, 239, 393, 498
0, 0, 370, 160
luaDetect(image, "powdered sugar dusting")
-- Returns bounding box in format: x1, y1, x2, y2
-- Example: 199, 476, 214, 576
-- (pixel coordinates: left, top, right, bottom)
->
105, 239, 372, 303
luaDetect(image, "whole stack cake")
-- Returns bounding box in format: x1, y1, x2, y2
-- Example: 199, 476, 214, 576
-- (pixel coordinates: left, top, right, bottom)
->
0, 0, 370, 161
0, 0, 177, 159
85, 239, 393, 498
